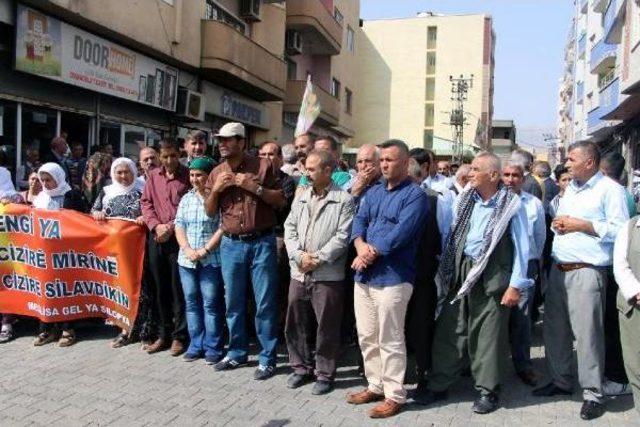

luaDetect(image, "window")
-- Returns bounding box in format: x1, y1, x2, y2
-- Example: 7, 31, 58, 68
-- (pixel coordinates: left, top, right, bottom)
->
286, 58, 297, 80
427, 52, 436, 75
331, 78, 341, 99
347, 26, 355, 53
425, 104, 434, 127
205, 0, 246, 34
334, 8, 344, 25
345, 88, 353, 114
427, 26, 437, 50
425, 78, 435, 101
423, 129, 434, 148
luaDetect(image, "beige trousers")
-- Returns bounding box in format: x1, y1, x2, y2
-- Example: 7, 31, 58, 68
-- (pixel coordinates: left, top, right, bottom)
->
354, 282, 413, 403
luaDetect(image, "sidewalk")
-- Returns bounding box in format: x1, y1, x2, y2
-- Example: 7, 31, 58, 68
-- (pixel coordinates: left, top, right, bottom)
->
0, 321, 636, 426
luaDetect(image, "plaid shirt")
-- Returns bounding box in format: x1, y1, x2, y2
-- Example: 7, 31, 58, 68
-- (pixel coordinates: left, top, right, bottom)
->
174, 189, 221, 268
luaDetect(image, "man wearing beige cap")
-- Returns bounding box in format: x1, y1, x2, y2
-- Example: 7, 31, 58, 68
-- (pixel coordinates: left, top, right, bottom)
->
205, 122, 286, 380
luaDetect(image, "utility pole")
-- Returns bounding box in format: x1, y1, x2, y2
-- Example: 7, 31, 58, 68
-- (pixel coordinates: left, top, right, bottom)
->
449, 74, 474, 163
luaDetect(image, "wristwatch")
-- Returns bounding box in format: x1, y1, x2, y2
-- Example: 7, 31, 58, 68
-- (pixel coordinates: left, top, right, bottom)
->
256, 185, 264, 196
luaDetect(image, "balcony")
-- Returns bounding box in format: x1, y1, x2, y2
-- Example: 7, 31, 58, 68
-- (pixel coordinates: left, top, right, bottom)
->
577, 32, 586, 59
604, 0, 624, 44
592, 0, 608, 13
587, 77, 620, 137
286, 0, 343, 56
283, 80, 340, 126
590, 39, 617, 74
576, 81, 585, 104
201, 20, 286, 101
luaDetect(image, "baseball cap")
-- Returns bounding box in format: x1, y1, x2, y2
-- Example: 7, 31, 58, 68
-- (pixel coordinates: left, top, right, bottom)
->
215, 122, 245, 138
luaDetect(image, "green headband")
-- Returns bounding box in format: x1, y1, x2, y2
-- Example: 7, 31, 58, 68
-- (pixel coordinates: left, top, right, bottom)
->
189, 157, 215, 174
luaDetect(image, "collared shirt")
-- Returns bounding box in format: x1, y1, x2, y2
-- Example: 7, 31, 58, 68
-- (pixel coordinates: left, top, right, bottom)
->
552, 171, 629, 266
351, 178, 429, 286
421, 173, 450, 195
207, 155, 281, 235
175, 189, 221, 268
141, 165, 190, 231
462, 191, 532, 289
519, 191, 546, 260
299, 168, 354, 191
303, 186, 330, 252
613, 217, 640, 300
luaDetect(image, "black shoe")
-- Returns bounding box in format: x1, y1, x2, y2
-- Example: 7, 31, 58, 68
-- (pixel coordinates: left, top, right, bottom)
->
213, 356, 246, 371
413, 388, 448, 406
286, 373, 313, 389
311, 380, 333, 395
532, 382, 572, 397
254, 364, 276, 380
472, 392, 499, 414
182, 352, 202, 362
580, 400, 605, 420
204, 354, 224, 365
517, 369, 539, 387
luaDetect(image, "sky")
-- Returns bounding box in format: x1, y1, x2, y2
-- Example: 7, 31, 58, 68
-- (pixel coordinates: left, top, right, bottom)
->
360, 0, 575, 153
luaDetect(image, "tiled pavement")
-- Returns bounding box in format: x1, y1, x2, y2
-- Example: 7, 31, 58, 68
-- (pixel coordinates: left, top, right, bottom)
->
0, 320, 637, 426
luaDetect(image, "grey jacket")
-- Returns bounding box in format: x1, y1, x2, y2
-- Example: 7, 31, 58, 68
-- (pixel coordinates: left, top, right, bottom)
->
284, 183, 355, 282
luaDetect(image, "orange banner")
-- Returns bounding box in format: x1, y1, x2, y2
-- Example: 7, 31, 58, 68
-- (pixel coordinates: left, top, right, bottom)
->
0, 204, 145, 331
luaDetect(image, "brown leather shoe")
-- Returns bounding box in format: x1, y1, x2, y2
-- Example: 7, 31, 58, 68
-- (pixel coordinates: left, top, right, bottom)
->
346, 389, 385, 405
169, 339, 185, 357
146, 338, 168, 354
368, 399, 403, 418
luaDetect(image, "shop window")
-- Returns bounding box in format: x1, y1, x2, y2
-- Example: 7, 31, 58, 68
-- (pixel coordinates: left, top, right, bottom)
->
21, 105, 56, 165
0, 100, 17, 176
60, 112, 91, 156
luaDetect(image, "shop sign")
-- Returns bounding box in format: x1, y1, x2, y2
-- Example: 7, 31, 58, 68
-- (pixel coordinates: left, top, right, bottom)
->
202, 82, 269, 129
14, 4, 178, 111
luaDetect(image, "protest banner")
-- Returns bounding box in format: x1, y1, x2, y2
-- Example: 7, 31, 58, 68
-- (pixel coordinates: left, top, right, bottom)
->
0, 204, 145, 331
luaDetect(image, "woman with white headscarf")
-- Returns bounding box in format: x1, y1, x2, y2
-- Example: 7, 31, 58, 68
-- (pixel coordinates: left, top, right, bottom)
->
33, 162, 86, 347
91, 157, 150, 348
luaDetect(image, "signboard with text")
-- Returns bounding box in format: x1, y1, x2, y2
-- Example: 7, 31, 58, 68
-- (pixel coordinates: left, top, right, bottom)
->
14, 4, 178, 111
0, 204, 146, 331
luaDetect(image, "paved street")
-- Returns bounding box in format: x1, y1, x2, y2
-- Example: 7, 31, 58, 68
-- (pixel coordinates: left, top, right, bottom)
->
0, 321, 636, 427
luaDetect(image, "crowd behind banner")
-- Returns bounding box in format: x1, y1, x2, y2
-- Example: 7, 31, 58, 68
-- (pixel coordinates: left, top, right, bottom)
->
1, 123, 640, 420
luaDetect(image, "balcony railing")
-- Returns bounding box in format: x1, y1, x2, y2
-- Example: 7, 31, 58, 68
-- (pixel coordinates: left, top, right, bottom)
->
577, 32, 586, 59
590, 38, 617, 73
587, 77, 619, 134
592, 0, 608, 13
286, 0, 343, 55
604, 0, 624, 43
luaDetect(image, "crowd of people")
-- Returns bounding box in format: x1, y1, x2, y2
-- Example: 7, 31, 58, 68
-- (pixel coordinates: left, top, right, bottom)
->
1, 121, 639, 421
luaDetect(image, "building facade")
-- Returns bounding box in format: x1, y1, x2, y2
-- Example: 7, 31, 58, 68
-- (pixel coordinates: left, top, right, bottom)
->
281, 0, 359, 145
354, 12, 495, 153
491, 119, 518, 163
559, 0, 640, 180
0, 0, 361, 180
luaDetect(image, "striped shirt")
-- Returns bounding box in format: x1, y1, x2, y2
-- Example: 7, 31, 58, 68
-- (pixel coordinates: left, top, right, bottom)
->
174, 189, 221, 268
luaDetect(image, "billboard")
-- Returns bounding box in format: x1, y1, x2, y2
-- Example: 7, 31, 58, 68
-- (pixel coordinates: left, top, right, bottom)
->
14, 4, 178, 111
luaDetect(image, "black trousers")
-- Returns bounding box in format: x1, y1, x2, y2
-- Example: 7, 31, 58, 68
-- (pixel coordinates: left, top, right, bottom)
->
406, 276, 438, 380
147, 236, 187, 342
605, 267, 628, 383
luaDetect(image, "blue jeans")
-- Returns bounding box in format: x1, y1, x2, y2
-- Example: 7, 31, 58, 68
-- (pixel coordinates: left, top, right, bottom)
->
220, 233, 279, 366
178, 264, 225, 358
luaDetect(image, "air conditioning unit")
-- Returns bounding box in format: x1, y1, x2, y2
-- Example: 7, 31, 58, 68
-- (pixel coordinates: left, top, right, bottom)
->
285, 30, 302, 55
176, 88, 205, 122
240, 0, 261, 21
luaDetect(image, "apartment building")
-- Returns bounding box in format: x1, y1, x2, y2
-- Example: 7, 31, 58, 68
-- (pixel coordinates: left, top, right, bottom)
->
0, 0, 291, 177
281, 0, 360, 145
559, 0, 640, 176
354, 12, 495, 153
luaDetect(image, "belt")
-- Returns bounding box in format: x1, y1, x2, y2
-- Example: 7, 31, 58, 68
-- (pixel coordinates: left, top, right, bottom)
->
224, 228, 272, 242
556, 262, 593, 272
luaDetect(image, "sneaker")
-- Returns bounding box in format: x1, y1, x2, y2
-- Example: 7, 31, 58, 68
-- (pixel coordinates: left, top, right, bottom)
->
205, 354, 224, 365
602, 380, 633, 396
254, 364, 276, 380
182, 352, 202, 362
213, 356, 246, 371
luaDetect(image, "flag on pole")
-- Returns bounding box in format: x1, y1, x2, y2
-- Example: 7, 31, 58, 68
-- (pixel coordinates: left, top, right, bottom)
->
294, 76, 321, 137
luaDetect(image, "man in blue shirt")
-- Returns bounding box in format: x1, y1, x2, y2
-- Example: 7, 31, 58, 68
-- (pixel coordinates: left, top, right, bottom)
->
533, 141, 629, 421
345, 139, 428, 419
417, 152, 531, 415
